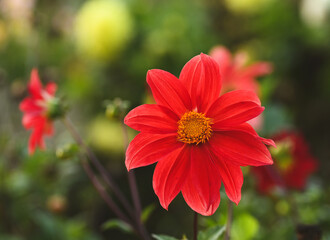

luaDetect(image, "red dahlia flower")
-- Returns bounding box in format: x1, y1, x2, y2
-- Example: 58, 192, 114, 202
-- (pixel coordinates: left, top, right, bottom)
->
252, 131, 318, 194
124, 53, 275, 216
19, 69, 58, 155
209, 46, 273, 95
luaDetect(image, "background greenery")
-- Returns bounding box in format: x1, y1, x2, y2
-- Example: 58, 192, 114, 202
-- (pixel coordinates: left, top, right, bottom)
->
0, 0, 330, 239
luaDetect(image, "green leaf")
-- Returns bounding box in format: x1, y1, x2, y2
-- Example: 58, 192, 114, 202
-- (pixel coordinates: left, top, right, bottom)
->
101, 219, 133, 234
231, 214, 259, 240
152, 234, 179, 240
141, 204, 156, 223
198, 225, 226, 240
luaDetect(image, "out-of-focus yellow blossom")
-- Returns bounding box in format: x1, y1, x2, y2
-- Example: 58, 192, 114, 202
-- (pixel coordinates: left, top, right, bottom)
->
74, 0, 133, 62
88, 117, 135, 155
224, 0, 273, 14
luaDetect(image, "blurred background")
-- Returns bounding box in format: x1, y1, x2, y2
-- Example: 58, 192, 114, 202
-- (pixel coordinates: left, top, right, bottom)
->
0, 0, 330, 239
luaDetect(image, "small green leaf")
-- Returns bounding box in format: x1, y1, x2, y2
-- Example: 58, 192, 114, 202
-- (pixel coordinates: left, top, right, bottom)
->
152, 234, 179, 240
141, 204, 156, 223
101, 219, 133, 234
198, 225, 226, 240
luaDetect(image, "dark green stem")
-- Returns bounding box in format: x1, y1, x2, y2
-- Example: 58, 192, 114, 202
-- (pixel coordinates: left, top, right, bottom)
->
81, 159, 132, 225
62, 117, 134, 218
224, 200, 233, 240
193, 212, 198, 240
121, 121, 150, 240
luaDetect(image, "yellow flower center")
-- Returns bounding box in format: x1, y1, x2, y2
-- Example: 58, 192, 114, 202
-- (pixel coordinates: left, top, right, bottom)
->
177, 111, 213, 145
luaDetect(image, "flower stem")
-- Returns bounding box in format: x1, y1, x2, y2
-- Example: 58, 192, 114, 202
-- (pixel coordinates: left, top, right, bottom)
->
121, 123, 142, 216
224, 200, 233, 240
80, 158, 132, 225
62, 117, 135, 219
121, 122, 150, 240
193, 212, 198, 240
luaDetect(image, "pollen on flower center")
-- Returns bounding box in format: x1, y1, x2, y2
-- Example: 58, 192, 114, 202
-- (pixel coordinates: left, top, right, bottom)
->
177, 111, 213, 145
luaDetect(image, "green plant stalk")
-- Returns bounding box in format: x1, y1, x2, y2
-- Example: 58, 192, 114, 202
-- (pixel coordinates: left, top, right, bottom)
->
80, 158, 132, 225
224, 200, 233, 240
121, 121, 151, 240
193, 212, 198, 240
63, 116, 150, 240
62, 117, 135, 217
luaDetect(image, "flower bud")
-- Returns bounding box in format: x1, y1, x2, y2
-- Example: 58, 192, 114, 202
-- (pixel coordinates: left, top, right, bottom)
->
105, 98, 130, 120
46, 97, 68, 120
56, 143, 79, 160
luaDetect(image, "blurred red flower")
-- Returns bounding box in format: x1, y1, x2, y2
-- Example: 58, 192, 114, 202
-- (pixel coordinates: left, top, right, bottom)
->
19, 69, 57, 155
210, 46, 272, 131
252, 131, 318, 194
209, 46, 273, 95
125, 53, 274, 216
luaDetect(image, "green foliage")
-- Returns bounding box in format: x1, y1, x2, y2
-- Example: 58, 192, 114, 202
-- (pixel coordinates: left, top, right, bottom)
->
141, 203, 156, 223
101, 219, 134, 234
262, 104, 293, 136
1, 0, 330, 239
197, 225, 225, 240
152, 234, 180, 240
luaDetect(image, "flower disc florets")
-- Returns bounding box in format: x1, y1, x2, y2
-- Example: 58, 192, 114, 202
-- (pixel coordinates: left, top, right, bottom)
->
177, 111, 212, 145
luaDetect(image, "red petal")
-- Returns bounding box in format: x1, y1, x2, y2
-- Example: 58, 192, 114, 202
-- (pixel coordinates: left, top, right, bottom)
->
209, 46, 232, 75
147, 69, 192, 117
44, 121, 54, 135
124, 104, 178, 134
19, 98, 42, 112
233, 77, 260, 93
209, 132, 273, 166
214, 157, 243, 205
179, 53, 222, 112
22, 114, 43, 129
45, 82, 57, 96
182, 180, 220, 216
125, 133, 181, 170
181, 146, 221, 216
28, 69, 43, 99
214, 123, 276, 147
207, 90, 264, 126
260, 137, 276, 147
239, 62, 273, 78
179, 55, 202, 108
153, 146, 190, 210
28, 124, 45, 155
